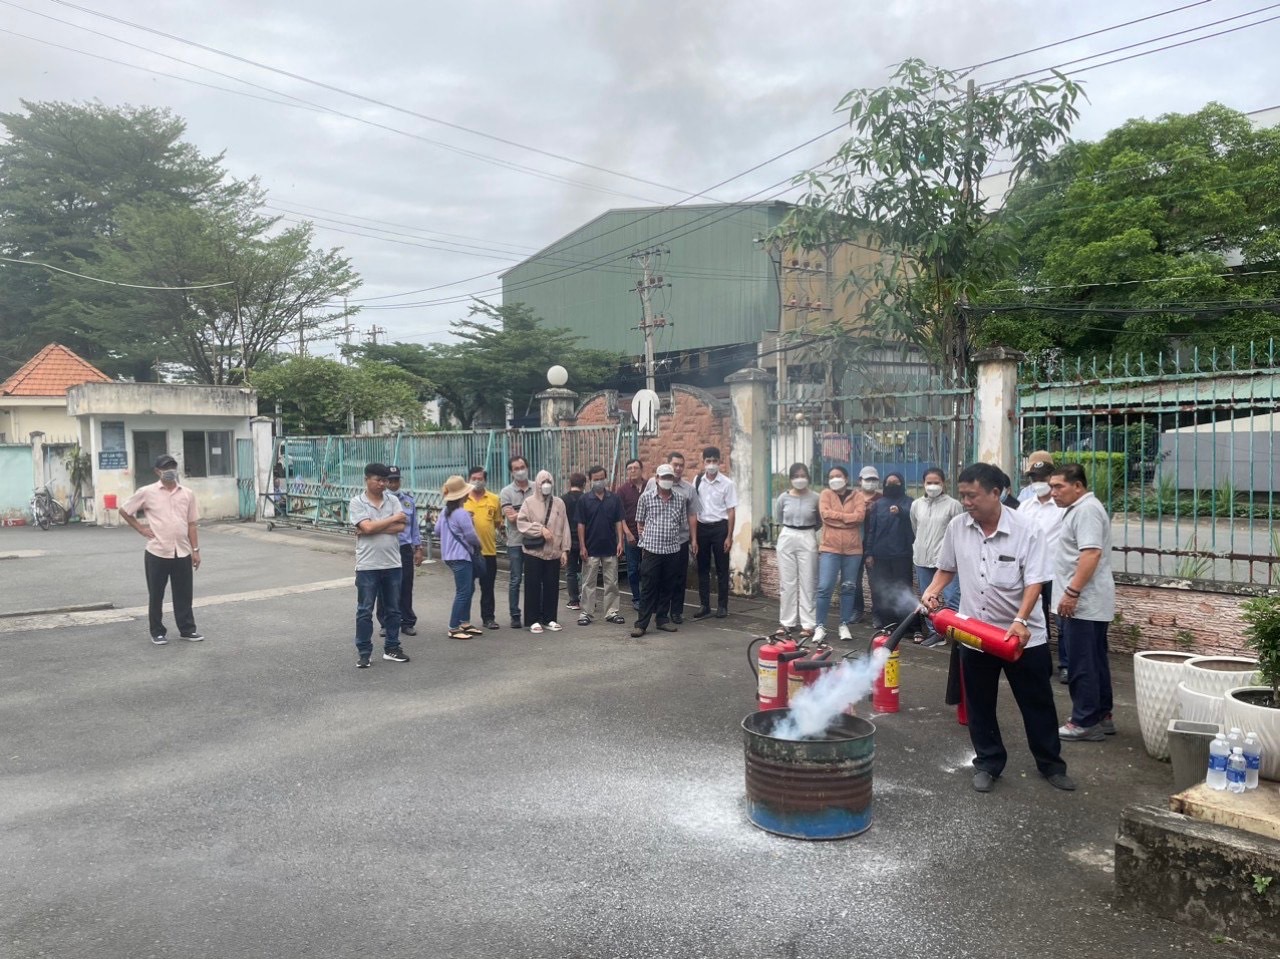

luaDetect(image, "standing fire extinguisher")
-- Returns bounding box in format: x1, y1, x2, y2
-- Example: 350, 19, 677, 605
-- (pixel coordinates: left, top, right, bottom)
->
749, 636, 806, 709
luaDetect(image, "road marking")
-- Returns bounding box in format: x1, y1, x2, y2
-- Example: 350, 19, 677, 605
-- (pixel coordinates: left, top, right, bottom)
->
1066, 845, 1115, 873
0, 577, 354, 634
0, 550, 48, 560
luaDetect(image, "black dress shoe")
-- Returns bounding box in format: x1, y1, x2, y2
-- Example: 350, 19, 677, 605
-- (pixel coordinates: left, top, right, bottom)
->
670, 614, 683, 625
510, 618, 522, 629
692, 607, 712, 620
715, 608, 728, 618
972, 770, 995, 793
1045, 772, 1077, 791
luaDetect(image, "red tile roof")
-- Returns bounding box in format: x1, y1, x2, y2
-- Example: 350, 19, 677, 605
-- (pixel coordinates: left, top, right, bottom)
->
0, 343, 111, 397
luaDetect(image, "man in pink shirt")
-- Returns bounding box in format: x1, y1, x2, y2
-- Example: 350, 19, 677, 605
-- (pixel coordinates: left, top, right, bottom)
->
119, 453, 203, 645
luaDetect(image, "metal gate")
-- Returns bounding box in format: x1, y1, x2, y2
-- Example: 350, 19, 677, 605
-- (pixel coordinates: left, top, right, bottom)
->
236, 438, 255, 520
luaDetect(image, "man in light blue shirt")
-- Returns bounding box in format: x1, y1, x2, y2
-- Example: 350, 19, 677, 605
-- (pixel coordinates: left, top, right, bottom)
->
377, 465, 424, 637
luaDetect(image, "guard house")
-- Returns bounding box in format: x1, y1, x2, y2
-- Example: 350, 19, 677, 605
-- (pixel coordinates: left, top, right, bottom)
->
65, 382, 258, 521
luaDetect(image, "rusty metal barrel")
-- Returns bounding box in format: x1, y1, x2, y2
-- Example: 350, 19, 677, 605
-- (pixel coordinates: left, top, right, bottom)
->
741, 709, 876, 840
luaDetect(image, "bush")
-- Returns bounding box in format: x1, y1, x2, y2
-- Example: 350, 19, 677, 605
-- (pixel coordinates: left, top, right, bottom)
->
1056, 451, 1126, 507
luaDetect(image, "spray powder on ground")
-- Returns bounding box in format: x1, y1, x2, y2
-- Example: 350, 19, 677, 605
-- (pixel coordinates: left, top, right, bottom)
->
771, 646, 892, 740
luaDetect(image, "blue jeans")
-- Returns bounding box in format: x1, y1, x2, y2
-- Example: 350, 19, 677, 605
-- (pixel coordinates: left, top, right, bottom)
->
507, 544, 524, 619
356, 567, 401, 655
624, 538, 643, 605
816, 552, 864, 629
916, 565, 960, 614
446, 559, 475, 629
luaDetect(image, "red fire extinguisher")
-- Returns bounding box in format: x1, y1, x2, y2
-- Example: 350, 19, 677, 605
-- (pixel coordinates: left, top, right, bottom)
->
749, 636, 805, 710
787, 645, 833, 702
928, 608, 1023, 662
870, 630, 901, 713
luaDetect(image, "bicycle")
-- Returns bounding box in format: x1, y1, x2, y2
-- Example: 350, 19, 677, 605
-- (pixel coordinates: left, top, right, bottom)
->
30, 486, 70, 530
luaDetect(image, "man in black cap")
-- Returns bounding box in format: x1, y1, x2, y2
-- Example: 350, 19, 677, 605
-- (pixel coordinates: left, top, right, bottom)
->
118, 453, 204, 645
348, 463, 410, 668
377, 466, 423, 637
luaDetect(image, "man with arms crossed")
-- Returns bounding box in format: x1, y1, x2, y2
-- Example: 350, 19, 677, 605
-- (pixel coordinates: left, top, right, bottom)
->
922, 462, 1073, 794
349, 463, 410, 668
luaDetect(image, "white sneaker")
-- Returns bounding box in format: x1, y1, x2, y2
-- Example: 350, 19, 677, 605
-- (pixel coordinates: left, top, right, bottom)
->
838, 623, 853, 641
529, 623, 544, 634
547, 621, 564, 631
813, 626, 827, 644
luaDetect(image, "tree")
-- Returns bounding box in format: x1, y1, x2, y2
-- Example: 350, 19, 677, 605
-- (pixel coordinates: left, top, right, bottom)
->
0, 101, 358, 381
778, 60, 1082, 380
347, 300, 622, 428
976, 103, 1280, 359
252, 356, 424, 435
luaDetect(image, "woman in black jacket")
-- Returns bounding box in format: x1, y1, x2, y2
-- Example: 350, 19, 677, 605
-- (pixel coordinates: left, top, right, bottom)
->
863, 471, 916, 630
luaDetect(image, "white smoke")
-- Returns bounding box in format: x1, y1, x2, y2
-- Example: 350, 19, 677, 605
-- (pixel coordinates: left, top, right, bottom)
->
771, 646, 892, 741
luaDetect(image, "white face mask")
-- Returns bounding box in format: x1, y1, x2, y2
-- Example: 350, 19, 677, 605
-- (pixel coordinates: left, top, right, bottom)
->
540, 482, 553, 495
925, 484, 943, 498
828, 476, 846, 491
861, 479, 879, 492
791, 477, 809, 490
658, 478, 674, 490
704, 463, 719, 476
1031, 481, 1051, 498
512, 469, 528, 482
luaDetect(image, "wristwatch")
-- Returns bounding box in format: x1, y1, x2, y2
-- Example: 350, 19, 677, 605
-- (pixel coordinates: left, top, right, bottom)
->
192, 547, 201, 552
1013, 616, 1029, 627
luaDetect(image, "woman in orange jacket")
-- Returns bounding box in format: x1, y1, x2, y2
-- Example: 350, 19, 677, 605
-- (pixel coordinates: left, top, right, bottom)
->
815, 466, 873, 643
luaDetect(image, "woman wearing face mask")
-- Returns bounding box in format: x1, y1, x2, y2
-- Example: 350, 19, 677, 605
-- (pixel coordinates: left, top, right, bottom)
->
909, 468, 964, 646
863, 471, 916, 631
773, 462, 821, 638
516, 469, 572, 634
1017, 456, 1068, 681
815, 465, 870, 643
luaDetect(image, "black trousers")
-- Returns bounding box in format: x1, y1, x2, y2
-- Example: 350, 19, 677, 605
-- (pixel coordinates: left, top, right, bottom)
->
523, 554, 561, 626
960, 643, 1066, 778
565, 545, 582, 605
868, 555, 913, 628
696, 519, 730, 611
144, 551, 195, 638
1039, 581, 1063, 665
637, 549, 682, 629
663, 540, 690, 619
377, 544, 420, 628
475, 554, 498, 622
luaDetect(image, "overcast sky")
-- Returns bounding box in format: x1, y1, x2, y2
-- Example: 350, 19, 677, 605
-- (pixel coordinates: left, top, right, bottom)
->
2, 0, 1277, 353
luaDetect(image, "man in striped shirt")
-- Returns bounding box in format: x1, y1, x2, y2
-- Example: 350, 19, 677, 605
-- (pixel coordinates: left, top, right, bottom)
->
631, 464, 689, 638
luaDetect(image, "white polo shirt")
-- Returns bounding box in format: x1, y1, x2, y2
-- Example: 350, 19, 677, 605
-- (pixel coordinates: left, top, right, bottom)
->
1018, 494, 1066, 574
694, 472, 738, 523
936, 506, 1051, 648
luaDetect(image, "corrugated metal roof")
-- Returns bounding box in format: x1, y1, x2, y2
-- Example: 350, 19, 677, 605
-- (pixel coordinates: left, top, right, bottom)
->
500, 202, 791, 356
1021, 371, 1280, 412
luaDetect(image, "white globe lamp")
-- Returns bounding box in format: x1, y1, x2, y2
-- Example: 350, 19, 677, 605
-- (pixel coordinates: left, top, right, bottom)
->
547, 365, 569, 387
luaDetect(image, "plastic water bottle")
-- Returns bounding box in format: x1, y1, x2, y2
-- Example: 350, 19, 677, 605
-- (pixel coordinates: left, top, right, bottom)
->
1227, 747, 1247, 794
1228, 726, 1243, 749
1207, 734, 1230, 790
1243, 733, 1262, 790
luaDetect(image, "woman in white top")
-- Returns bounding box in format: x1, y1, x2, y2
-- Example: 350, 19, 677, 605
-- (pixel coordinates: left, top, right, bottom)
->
773, 462, 821, 638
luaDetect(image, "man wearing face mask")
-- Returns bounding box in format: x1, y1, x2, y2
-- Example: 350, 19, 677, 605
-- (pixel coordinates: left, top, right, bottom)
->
465, 465, 502, 630
1017, 454, 1067, 681
119, 454, 203, 645
910, 467, 964, 646
500, 455, 533, 628
645, 452, 700, 623
692, 446, 737, 620
632, 463, 690, 637
863, 471, 916, 630
576, 465, 627, 626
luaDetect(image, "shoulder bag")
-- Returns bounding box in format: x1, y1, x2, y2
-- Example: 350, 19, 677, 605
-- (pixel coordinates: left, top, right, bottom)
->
522, 496, 553, 550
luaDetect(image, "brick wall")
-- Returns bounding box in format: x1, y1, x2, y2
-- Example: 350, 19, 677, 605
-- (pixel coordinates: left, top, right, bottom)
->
574, 385, 733, 471
757, 547, 1253, 657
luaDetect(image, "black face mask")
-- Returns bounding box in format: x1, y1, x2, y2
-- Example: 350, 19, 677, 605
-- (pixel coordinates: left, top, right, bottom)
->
884, 484, 903, 498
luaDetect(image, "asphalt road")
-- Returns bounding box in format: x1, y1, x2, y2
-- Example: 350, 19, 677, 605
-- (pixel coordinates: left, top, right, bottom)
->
1, 523, 1265, 958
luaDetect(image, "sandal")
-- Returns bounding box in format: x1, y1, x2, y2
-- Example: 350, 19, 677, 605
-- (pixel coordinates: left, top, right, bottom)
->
461, 624, 483, 636
772, 626, 791, 640
912, 632, 925, 644
447, 628, 472, 641
797, 628, 814, 640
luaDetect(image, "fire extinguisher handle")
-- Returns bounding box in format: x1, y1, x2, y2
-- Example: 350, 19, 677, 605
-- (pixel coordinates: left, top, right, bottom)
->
792, 659, 838, 672
778, 650, 808, 663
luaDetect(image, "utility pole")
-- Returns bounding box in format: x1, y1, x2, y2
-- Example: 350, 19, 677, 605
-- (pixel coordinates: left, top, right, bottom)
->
368, 324, 386, 346
297, 307, 306, 358
339, 303, 357, 364
628, 248, 670, 393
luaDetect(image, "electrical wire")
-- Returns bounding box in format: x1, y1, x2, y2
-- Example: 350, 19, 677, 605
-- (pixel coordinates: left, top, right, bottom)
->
0, 255, 232, 289
957, 0, 1218, 72
46, 0, 713, 200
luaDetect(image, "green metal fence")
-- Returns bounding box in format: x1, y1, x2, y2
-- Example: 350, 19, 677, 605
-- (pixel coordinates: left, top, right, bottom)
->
767, 369, 976, 540
1020, 342, 1280, 586
275, 425, 628, 519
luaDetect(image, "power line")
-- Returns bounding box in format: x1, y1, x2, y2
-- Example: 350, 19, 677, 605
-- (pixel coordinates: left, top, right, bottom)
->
957, 0, 1217, 72
991, 2, 1280, 86
0, 255, 233, 289
47, 0, 713, 200
0, 1, 666, 205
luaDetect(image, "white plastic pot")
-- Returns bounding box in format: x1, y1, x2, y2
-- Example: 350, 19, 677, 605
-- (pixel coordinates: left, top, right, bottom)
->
1182, 656, 1259, 697
1222, 686, 1280, 782
1133, 651, 1198, 760
1177, 680, 1225, 729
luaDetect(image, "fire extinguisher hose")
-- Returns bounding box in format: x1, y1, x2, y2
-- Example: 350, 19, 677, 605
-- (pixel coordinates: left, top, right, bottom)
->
747, 637, 768, 678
